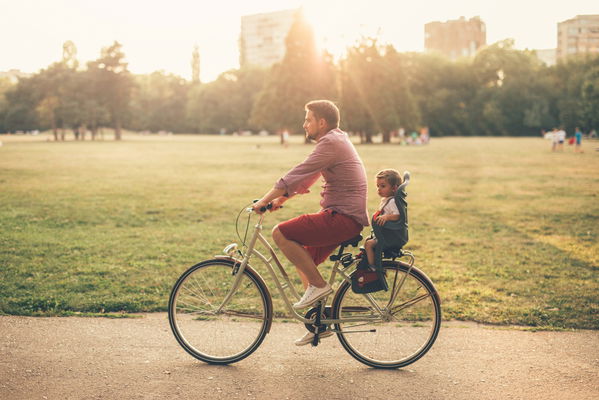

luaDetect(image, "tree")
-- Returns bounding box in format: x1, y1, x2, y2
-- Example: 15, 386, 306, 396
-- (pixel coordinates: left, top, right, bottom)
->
130, 71, 189, 133
191, 45, 200, 84
3, 76, 40, 133
87, 41, 134, 140
187, 67, 267, 134
471, 40, 555, 136
0, 77, 15, 133
62, 40, 78, 70
340, 39, 419, 142
581, 65, 599, 131
550, 55, 599, 133
250, 9, 337, 135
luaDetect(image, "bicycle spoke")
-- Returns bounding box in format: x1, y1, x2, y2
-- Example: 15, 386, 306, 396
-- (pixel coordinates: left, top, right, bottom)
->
222, 310, 265, 320
390, 293, 432, 316
179, 286, 213, 309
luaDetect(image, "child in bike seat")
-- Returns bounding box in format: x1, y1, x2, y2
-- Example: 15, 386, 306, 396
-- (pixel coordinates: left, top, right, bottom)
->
363, 169, 404, 269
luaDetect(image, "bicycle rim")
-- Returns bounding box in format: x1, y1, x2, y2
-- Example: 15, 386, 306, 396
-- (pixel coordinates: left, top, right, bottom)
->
333, 262, 441, 368
168, 259, 272, 364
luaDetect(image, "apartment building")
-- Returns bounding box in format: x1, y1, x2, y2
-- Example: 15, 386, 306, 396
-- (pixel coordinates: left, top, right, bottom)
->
557, 15, 599, 60
240, 9, 297, 68
425, 16, 487, 60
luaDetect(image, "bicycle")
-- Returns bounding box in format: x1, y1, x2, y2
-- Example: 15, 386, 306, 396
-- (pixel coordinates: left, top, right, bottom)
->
168, 181, 441, 369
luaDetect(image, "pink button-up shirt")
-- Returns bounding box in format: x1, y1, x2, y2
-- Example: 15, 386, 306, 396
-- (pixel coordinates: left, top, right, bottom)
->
275, 128, 369, 227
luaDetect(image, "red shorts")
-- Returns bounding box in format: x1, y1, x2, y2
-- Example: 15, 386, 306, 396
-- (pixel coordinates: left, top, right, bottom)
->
277, 209, 362, 266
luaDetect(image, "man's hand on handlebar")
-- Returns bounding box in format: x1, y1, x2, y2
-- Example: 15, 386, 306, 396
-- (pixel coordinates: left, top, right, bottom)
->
252, 196, 286, 214
270, 196, 287, 211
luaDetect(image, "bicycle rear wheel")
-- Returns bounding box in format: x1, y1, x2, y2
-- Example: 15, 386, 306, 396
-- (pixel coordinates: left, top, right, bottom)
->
332, 261, 441, 369
168, 258, 272, 364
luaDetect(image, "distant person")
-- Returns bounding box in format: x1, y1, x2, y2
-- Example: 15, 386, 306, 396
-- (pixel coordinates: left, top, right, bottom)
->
551, 128, 559, 152
398, 128, 406, 145
281, 129, 289, 148
252, 100, 369, 346
556, 128, 566, 152
575, 127, 584, 153
363, 169, 402, 269
419, 126, 430, 144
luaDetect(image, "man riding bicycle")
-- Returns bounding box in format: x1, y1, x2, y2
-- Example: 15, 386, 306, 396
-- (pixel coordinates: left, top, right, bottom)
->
252, 100, 369, 345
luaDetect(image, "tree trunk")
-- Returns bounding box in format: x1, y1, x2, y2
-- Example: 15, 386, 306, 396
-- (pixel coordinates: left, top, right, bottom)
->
114, 119, 122, 141
382, 130, 391, 143
53, 128, 59, 141
359, 131, 373, 144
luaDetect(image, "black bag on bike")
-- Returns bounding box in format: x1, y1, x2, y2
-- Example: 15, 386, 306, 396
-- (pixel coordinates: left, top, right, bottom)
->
351, 256, 388, 294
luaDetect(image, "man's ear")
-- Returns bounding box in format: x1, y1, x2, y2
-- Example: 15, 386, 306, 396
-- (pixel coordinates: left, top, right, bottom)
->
318, 118, 328, 131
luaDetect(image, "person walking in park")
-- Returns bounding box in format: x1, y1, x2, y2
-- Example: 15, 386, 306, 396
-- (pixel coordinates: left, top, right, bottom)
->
252, 100, 369, 345
556, 127, 566, 152
575, 127, 584, 153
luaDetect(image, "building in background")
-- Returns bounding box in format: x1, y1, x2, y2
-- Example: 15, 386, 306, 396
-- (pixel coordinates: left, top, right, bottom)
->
534, 49, 557, 66
240, 9, 297, 68
557, 15, 599, 60
425, 16, 486, 60
0, 69, 31, 84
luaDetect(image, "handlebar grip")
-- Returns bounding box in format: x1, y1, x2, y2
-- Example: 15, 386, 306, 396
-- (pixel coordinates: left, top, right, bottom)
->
259, 203, 273, 213
252, 200, 282, 213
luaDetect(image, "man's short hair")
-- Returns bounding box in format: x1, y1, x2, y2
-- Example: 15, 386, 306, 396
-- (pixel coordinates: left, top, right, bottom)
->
305, 100, 340, 129
376, 169, 402, 187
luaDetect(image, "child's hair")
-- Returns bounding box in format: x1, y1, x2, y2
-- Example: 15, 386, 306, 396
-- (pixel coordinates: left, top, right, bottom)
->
376, 169, 402, 187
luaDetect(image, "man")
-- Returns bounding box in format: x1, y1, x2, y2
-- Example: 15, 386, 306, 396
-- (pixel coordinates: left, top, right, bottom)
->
252, 100, 369, 345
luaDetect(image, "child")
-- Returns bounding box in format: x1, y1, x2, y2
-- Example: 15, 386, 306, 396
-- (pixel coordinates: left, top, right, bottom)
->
364, 169, 403, 269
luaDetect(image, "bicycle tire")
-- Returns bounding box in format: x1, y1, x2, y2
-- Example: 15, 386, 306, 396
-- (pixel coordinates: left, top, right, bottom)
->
168, 258, 273, 365
332, 260, 441, 369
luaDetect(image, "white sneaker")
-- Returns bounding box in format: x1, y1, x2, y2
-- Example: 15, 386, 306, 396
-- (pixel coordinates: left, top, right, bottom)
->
294, 330, 333, 346
293, 284, 333, 309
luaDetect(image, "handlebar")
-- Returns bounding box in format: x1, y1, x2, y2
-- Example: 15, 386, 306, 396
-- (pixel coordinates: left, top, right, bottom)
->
247, 201, 282, 214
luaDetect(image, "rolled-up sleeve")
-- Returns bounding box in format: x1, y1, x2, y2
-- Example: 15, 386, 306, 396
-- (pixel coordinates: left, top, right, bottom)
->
274, 137, 336, 196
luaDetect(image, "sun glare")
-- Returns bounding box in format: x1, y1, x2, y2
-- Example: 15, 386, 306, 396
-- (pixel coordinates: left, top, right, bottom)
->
302, 2, 359, 59
301, 1, 409, 60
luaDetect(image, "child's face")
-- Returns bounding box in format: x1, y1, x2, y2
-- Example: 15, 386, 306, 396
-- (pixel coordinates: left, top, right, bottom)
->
376, 178, 397, 198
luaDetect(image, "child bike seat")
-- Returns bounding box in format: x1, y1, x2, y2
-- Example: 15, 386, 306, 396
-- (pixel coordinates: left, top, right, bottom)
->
372, 171, 410, 267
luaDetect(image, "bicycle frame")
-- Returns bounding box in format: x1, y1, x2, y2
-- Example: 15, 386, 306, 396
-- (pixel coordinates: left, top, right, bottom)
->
216, 211, 417, 327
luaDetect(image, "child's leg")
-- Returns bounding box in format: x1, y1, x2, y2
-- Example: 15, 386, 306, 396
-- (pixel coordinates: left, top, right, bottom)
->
364, 238, 377, 266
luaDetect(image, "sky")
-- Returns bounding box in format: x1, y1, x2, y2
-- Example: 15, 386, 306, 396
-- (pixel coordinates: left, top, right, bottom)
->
1, 0, 597, 82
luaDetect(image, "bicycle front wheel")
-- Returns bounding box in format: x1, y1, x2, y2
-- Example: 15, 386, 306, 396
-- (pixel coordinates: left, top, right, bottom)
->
168, 258, 272, 364
332, 261, 441, 369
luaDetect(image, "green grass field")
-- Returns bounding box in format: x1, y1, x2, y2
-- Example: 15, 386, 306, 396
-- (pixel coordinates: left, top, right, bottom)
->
1, 133, 597, 329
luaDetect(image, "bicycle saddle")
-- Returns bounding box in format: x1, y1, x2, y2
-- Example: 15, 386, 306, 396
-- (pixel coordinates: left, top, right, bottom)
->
340, 234, 363, 247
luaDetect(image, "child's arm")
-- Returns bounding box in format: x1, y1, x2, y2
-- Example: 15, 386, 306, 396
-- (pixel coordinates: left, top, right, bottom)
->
374, 213, 400, 226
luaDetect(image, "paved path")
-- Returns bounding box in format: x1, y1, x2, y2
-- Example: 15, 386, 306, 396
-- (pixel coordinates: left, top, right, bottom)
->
1, 314, 598, 399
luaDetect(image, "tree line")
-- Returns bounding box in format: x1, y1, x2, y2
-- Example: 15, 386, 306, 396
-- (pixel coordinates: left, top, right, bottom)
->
1, 12, 598, 140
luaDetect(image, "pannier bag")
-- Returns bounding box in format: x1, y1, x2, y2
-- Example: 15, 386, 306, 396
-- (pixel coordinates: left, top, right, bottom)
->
351, 255, 388, 294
